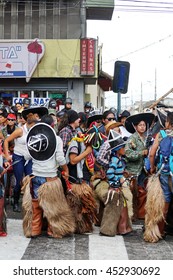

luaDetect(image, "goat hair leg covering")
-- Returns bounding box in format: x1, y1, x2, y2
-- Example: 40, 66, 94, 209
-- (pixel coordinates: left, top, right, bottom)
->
143, 175, 165, 243
22, 176, 76, 238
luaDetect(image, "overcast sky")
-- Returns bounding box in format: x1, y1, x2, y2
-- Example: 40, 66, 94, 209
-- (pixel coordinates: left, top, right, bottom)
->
87, 4, 173, 108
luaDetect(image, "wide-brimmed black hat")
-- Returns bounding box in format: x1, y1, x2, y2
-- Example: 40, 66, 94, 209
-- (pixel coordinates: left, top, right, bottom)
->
107, 130, 126, 151
22, 106, 48, 120
118, 110, 130, 121
87, 110, 103, 128
125, 112, 155, 133
26, 123, 56, 161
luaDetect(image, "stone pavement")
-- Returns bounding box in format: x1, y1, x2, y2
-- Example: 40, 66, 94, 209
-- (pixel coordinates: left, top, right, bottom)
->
1, 211, 173, 260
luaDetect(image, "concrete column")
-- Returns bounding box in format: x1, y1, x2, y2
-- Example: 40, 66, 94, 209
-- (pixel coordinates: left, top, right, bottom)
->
24, 1, 32, 39
31, 90, 34, 104
80, 0, 86, 38
39, 1, 46, 39
68, 79, 85, 112
53, 1, 60, 38
11, 1, 18, 39
0, 3, 4, 39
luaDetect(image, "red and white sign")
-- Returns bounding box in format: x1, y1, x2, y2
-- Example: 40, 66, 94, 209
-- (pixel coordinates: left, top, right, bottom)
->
20, 93, 28, 98
80, 38, 95, 76
0, 39, 45, 82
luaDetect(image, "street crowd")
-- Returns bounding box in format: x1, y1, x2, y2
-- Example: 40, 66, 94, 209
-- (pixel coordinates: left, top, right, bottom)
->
0, 97, 173, 243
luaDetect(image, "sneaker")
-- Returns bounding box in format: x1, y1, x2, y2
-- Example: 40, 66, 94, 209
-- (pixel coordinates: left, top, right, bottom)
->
0, 231, 7, 237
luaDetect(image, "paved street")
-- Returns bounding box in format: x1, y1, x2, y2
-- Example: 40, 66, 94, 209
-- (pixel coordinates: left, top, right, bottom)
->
1, 203, 173, 260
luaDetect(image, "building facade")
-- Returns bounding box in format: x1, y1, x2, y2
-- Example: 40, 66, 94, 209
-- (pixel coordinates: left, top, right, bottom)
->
0, 0, 114, 111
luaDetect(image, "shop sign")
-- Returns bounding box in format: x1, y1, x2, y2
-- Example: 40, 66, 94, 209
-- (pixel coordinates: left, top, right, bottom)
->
13, 97, 49, 106
80, 38, 95, 76
0, 39, 45, 82
20, 93, 28, 98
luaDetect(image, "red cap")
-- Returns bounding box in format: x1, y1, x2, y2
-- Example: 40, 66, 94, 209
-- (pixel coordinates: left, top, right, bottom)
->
7, 113, 16, 120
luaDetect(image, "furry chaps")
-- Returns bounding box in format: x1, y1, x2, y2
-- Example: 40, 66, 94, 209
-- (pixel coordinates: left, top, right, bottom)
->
143, 175, 165, 243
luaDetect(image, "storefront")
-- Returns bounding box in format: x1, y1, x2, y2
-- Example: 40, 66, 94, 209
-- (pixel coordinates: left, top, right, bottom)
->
0, 38, 98, 111
0, 77, 68, 109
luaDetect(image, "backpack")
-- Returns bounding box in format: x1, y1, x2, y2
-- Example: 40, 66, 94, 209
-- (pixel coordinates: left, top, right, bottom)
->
157, 130, 173, 174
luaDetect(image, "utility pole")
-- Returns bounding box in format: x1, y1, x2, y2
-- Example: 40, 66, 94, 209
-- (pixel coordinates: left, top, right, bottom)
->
122, 96, 129, 109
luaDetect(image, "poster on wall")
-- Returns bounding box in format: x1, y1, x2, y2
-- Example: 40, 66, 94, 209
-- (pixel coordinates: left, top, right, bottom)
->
0, 39, 45, 82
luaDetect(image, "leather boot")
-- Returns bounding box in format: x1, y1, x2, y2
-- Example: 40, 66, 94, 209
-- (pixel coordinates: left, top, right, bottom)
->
117, 205, 132, 235
131, 178, 138, 222
137, 186, 147, 219
158, 202, 170, 237
31, 199, 43, 238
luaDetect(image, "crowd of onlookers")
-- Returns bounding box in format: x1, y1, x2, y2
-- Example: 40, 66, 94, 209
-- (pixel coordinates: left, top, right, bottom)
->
0, 97, 173, 242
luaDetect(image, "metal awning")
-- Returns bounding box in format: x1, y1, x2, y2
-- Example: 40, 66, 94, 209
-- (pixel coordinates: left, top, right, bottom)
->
86, 0, 114, 20
98, 70, 113, 91
0, 78, 68, 91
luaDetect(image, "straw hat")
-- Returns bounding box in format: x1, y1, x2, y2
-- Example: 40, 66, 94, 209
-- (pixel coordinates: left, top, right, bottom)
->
105, 120, 122, 135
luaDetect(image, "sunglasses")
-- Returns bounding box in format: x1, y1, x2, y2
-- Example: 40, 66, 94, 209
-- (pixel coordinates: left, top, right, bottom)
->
7, 118, 16, 121
95, 119, 102, 123
106, 117, 116, 121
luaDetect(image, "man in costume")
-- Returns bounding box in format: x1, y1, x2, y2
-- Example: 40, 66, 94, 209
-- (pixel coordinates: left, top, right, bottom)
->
144, 111, 173, 242
65, 126, 101, 234
124, 112, 155, 220
99, 130, 132, 236
22, 122, 75, 238
59, 109, 80, 155
3, 106, 48, 212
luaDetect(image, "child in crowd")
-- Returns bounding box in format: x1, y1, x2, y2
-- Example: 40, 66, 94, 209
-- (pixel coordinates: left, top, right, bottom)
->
100, 130, 132, 237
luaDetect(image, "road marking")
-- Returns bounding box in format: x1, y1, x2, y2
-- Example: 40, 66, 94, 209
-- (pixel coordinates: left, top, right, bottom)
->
0, 219, 30, 260
0, 220, 129, 260
89, 226, 129, 260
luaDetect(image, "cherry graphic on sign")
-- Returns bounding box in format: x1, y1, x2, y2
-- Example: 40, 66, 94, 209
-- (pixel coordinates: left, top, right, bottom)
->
5, 62, 12, 68
27, 40, 42, 54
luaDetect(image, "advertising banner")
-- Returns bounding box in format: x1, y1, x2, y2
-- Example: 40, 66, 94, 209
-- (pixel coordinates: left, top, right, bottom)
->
0, 39, 45, 82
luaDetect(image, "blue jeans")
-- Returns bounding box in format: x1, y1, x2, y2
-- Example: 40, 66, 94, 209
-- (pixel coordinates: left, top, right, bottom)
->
12, 153, 32, 193
159, 174, 173, 203
31, 176, 46, 199
138, 169, 147, 188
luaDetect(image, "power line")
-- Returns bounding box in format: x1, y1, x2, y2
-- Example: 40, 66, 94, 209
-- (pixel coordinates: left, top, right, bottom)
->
115, 0, 173, 13
86, 0, 173, 13
104, 33, 173, 63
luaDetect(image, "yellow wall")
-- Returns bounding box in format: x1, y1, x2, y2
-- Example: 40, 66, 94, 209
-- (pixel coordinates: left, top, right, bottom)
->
32, 39, 98, 78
